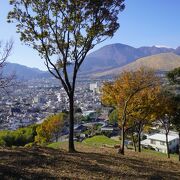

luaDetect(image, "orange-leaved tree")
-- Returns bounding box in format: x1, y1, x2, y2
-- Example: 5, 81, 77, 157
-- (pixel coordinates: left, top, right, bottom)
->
101, 68, 160, 155
35, 113, 67, 145
127, 86, 160, 152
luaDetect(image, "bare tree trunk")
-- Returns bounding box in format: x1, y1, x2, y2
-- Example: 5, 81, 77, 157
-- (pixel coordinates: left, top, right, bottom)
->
56, 135, 58, 142
68, 94, 76, 153
138, 131, 141, 152
131, 132, 136, 152
119, 100, 128, 155
179, 132, 180, 161
119, 124, 125, 155
138, 123, 142, 153
165, 133, 170, 158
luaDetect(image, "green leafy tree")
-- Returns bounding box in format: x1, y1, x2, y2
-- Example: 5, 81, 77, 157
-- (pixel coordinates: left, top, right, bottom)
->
8, 0, 125, 152
155, 91, 176, 159
167, 67, 180, 161
0, 124, 37, 147
167, 67, 180, 84
172, 96, 180, 161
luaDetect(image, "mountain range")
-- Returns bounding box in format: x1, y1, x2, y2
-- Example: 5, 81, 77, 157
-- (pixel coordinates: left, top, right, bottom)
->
93, 53, 180, 78
3, 43, 180, 79
80, 44, 175, 73
3, 63, 50, 80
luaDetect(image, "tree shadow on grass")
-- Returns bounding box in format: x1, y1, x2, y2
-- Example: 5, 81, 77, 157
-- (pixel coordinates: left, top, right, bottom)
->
0, 147, 61, 179
72, 151, 180, 179
0, 164, 56, 180
0, 147, 180, 179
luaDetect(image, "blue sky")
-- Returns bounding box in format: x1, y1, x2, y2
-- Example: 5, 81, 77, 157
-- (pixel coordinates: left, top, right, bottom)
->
1, 0, 180, 70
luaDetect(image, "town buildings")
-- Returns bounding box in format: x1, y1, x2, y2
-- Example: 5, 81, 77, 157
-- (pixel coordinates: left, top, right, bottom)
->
0, 78, 102, 130
141, 133, 179, 153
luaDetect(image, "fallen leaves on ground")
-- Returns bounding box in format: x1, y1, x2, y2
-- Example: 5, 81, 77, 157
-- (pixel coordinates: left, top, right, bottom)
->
0, 145, 180, 180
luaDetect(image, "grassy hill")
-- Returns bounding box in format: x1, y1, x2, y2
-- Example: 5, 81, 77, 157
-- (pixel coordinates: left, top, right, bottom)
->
48, 135, 119, 149
82, 135, 119, 147
121, 53, 180, 71
94, 53, 180, 77
0, 141, 180, 179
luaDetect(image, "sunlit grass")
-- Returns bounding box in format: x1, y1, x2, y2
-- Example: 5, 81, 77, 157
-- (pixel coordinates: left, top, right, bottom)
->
47, 135, 119, 150
142, 148, 179, 160
47, 136, 179, 161
82, 135, 119, 147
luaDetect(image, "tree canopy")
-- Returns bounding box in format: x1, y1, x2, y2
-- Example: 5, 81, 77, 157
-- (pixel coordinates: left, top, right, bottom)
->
167, 67, 180, 84
35, 113, 67, 145
101, 68, 160, 154
166, 68, 180, 160
8, 0, 125, 94
8, 0, 125, 152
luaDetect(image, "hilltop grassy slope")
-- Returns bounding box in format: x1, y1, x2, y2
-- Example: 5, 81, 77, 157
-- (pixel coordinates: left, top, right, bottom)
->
82, 135, 119, 147
121, 53, 180, 71
0, 144, 180, 179
94, 53, 180, 77
48, 135, 119, 149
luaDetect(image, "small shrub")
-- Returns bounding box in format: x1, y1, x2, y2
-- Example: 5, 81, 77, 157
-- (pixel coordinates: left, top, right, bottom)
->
24, 142, 35, 148
0, 138, 6, 146
0, 124, 38, 147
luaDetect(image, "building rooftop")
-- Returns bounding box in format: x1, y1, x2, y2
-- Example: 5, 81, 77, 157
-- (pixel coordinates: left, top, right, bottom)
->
148, 133, 179, 142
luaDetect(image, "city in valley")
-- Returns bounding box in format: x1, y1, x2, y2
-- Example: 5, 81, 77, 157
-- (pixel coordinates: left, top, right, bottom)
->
0, 78, 102, 131
0, 74, 179, 155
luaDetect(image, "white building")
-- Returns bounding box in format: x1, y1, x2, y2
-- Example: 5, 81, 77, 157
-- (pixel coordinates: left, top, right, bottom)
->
90, 83, 99, 93
82, 110, 96, 116
141, 133, 179, 153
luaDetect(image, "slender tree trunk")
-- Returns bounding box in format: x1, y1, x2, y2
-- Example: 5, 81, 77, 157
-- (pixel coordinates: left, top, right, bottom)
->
165, 133, 170, 158
118, 99, 129, 155
138, 131, 141, 152
68, 94, 76, 153
131, 132, 136, 152
179, 132, 180, 161
119, 123, 125, 155
137, 123, 142, 152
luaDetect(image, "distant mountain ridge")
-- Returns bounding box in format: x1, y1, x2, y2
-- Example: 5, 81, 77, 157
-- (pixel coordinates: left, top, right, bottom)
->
3, 62, 49, 80
81, 43, 179, 74
93, 53, 180, 77
3, 43, 180, 80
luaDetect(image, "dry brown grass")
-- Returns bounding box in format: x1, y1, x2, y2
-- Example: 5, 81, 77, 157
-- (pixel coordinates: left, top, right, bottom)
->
0, 144, 180, 179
